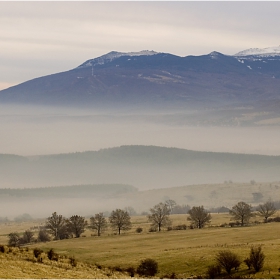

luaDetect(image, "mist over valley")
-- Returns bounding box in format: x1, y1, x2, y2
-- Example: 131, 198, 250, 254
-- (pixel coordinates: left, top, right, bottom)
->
1, 48, 280, 220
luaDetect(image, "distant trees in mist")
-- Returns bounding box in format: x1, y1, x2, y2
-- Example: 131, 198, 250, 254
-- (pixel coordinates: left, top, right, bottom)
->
187, 206, 211, 229
147, 202, 171, 232
109, 209, 132, 235
256, 200, 276, 223
229, 202, 254, 226
5, 198, 279, 250
89, 213, 107, 236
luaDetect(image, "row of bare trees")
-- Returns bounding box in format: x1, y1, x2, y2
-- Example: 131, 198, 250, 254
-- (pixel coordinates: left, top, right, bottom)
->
147, 200, 277, 231
7, 199, 278, 246
45, 209, 132, 240
229, 200, 276, 226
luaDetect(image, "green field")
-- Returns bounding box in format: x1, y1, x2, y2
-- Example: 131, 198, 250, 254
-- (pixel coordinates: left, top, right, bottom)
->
1, 213, 277, 278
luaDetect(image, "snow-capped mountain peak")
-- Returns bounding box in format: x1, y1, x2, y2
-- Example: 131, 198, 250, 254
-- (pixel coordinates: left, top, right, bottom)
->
235, 45, 280, 57
78, 50, 159, 68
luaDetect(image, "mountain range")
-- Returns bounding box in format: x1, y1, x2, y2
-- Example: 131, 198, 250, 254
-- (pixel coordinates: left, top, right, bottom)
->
1, 46, 280, 113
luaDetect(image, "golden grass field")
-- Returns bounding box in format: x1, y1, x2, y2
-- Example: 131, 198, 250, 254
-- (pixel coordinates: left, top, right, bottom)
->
1, 212, 280, 278
0, 246, 130, 278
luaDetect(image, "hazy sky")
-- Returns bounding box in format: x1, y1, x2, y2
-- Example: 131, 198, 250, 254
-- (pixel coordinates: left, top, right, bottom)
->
1, 1, 280, 91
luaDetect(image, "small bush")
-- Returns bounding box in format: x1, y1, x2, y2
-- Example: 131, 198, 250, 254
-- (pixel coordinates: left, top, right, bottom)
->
167, 226, 173, 231
126, 266, 135, 277
268, 216, 280, 223
149, 227, 157, 232
248, 246, 265, 272
137, 258, 158, 277
69, 256, 77, 267
47, 248, 59, 261
220, 223, 228, 228
33, 248, 43, 258
174, 224, 187, 230
0, 245, 7, 253
96, 263, 102, 269
215, 250, 241, 274
206, 264, 221, 279
136, 227, 143, 233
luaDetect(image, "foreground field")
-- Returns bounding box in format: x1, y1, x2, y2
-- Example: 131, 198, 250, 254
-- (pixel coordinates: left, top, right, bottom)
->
0, 246, 130, 278
26, 214, 280, 279
1, 213, 280, 278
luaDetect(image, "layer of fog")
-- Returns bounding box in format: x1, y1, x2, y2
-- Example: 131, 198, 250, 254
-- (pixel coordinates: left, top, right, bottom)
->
1, 104, 280, 156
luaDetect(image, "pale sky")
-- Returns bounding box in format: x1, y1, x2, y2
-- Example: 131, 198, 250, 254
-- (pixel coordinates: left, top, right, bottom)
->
1, 1, 280, 91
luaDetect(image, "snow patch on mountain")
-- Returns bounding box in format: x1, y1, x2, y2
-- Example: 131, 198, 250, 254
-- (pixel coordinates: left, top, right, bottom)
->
78, 50, 158, 68
235, 46, 280, 57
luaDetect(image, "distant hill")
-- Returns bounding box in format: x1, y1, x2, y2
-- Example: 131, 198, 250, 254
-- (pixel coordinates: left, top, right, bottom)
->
0, 184, 136, 198
1, 145, 280, 189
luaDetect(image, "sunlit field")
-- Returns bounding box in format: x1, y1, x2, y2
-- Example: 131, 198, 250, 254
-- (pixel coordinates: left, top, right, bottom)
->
1, 212, 280, 278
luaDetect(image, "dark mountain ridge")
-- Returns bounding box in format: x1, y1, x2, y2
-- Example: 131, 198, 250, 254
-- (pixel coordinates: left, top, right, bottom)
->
1, 50, 280, 111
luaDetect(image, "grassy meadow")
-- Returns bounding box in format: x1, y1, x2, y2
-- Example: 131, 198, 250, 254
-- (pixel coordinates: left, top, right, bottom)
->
0, 246, 131, 278
1, 212, 280, 278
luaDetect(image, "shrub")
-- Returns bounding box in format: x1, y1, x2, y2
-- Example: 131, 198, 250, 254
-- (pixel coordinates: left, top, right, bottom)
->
206, 264, 221, 279
47, 248, 59, 261
8, 232, 20, 247
136, 227, 143, 233
69, 256, 77, 267
33, 248, 43, 258
148, 227, 157, 232
37, 229, 51, 242
219, 223, 228, 228
174, 224, 187, 230
96, 263, 102, 269
248, 246, 265, 272
215, 250, 241, 274
126, 266, 135, 277
268, 216, 280, 223
137, 258, 158, 277
0, 245, 7, 253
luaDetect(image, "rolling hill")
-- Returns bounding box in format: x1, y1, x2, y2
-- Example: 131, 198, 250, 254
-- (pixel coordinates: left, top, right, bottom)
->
1, 145, 280, 190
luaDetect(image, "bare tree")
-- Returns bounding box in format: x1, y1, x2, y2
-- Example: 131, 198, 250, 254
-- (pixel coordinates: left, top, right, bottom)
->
89, 212, 108, 236
37, 229, 51, 242
187, 206, 211, 229
147, 202, 171, 231
229, 202, 253, 226
22, 230, 34, 244
109, 209, 132, 235
256, 201, 276, 223
66, 215, 88, 238
45, 212, 66, 240
165, 199, 177, 214
8, 232, 20, 247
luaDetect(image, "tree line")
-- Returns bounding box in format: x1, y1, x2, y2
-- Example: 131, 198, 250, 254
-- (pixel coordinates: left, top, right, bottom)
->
7, 199, 278, 246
